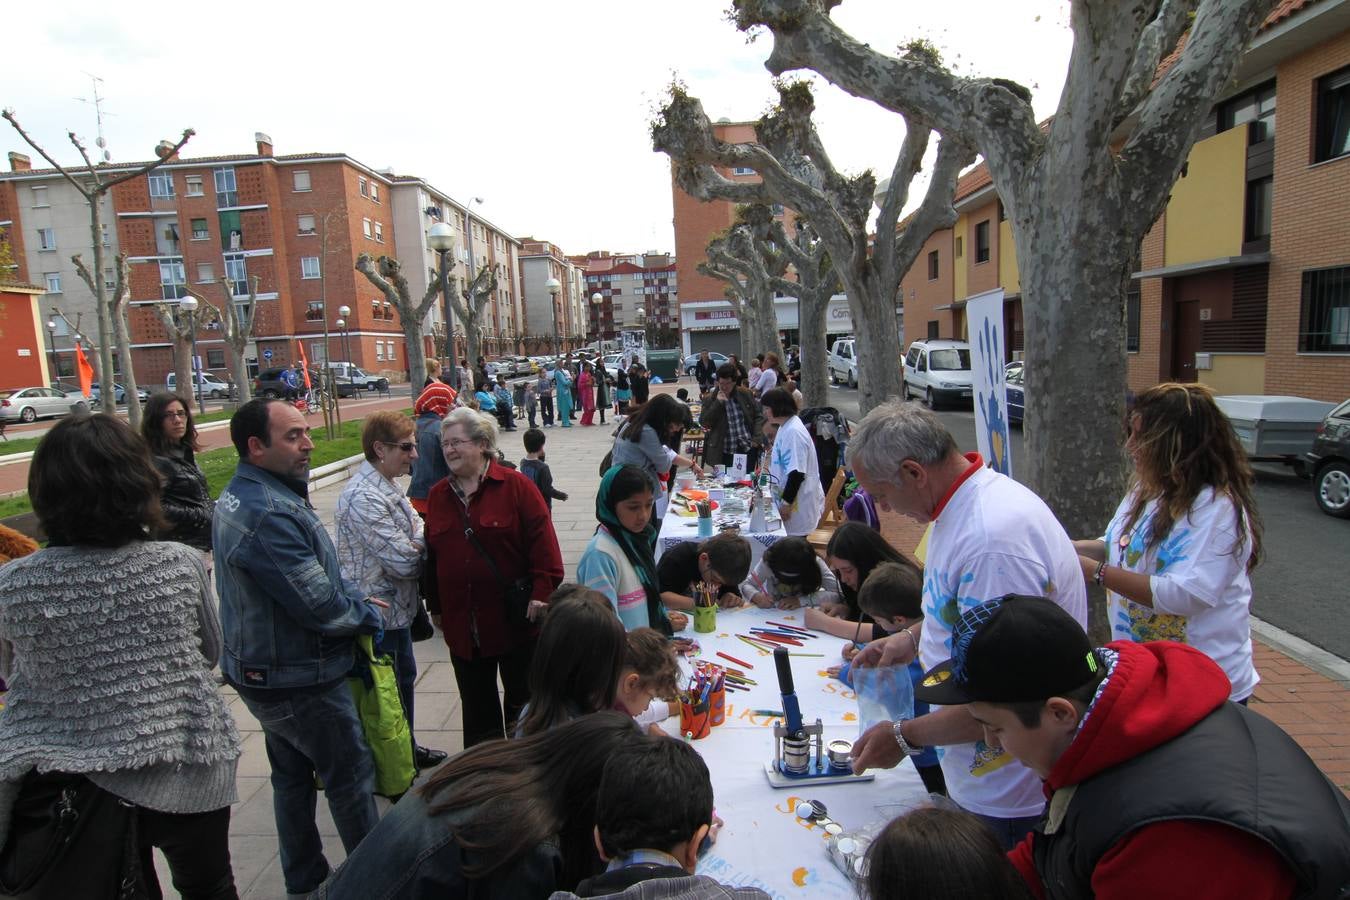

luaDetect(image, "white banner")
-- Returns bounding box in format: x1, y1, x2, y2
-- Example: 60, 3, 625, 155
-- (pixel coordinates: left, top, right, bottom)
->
966, 289, 1013, 477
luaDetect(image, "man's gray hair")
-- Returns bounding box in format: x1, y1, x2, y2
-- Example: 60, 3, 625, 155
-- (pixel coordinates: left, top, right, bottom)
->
442, 406, 499, 454
846, 400, 959, 484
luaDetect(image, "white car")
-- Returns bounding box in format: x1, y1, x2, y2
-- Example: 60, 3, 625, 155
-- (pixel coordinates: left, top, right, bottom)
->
0, 387, 87, 423
903, 339, 974, 409
167, 371, 233, 399
827, 338, 858, 388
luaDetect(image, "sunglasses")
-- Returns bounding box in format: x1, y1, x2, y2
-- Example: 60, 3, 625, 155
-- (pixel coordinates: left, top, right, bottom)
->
380, 441, 416, 452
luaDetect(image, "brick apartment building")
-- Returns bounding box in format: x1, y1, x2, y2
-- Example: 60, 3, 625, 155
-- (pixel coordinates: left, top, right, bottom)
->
518, 239, 588, 355
900, 0, 1350, 403
0, 133, 525, 388
577, 250, 677, 346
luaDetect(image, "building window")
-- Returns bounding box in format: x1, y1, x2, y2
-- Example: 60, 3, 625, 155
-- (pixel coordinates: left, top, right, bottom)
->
1314, 66, 1350, 163
298, 214, 317, 235
373, 221, 384, 243
160, 258, 188, 300
1244, 176, 1272, 245
30, 185, 48, 207
1299, 266, 1350, 352
385, 340, 395, 360
196, 262, 215, 284
1219, 80, 1276, 145
1126, 280, 1141, 352
927, 320, 940, 339
101, 224, 110, 247
185, 175, 204, 197
300, 256, 320, 279
293, 170, 312, 192
732, 166, 755, 176
37, 227, 55, 251
214, 167, 238, 207
224, 254, 248, 296
206, 349, 226, 368
375, 341, 385, 361
44, 272, 61, 293
190, 218, 209, 240
975, 220, 991, 263
306, 301, 323, 321
362, 218, 372, 239
955, 235, 963, 259
927, 249, 940, 280
771, 203, 785, 216
359, 176, 369, 197
370, 182, 380, 203
148, 172, 175, 198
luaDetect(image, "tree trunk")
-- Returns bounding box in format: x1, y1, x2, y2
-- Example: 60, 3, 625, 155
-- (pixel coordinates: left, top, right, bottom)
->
847, 273, 905, 413
113, 305, 142, 429
465, 310, 482, 375
229, 338, 252, 404
173, 333, 194, 406
88, 201, 115, 415
798, 291, 830, 407
402, 320, 426, 399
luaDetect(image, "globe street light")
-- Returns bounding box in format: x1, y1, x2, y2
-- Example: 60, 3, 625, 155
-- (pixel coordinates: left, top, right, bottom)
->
427, 222, 457, 390
545, 277, 562, 356
45, 318, 57, 386
590, 292, 603, 343
177, 295, 205, 414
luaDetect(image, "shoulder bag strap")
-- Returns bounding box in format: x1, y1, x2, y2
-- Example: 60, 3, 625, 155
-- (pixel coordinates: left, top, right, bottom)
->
463, 525, 513, 594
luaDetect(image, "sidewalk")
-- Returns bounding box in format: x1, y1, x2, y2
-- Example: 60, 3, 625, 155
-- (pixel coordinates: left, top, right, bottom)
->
119, 390, 1347, 895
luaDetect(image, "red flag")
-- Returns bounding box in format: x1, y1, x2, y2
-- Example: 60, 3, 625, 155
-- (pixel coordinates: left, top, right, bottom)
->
75, 342, 95, 398
296, 343, 313, 390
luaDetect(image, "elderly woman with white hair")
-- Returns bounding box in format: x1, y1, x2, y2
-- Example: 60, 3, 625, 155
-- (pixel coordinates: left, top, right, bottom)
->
424, 408, 565, 747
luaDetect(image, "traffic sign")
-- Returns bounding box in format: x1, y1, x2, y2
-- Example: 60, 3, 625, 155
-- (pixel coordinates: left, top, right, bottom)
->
263, 348, 274, 361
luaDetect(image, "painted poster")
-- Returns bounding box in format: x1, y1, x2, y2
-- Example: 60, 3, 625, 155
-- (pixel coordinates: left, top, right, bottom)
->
620, 329, 647, 369
966, 288, 1013, 478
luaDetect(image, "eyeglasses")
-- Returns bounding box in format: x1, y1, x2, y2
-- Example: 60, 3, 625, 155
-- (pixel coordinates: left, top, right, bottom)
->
163, 410, 189, 420
380, 441, 416, 452
442, 438, 477, 450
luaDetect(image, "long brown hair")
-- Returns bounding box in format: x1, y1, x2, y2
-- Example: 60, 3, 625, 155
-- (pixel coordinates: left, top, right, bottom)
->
420, 712, 648, 886
516, 586, 627, 737
864, 808, 1034, 899
141, 391, 201, 455
1122, 383, 1262, 572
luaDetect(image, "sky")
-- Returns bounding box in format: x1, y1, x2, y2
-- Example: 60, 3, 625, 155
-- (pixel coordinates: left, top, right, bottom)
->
4, 0, 1074, 256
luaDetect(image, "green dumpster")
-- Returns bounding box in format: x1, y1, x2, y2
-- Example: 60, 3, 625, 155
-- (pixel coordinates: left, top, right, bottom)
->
646, 349, 682, 382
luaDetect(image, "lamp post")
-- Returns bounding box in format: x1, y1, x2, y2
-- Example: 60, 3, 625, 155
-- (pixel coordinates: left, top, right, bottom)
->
179, 295, 204, 414
590, 292, 604, 344
45, 318, 57, 385
427, 222, 457, 392
337, 305, 352, 367
545, 277, 561, 356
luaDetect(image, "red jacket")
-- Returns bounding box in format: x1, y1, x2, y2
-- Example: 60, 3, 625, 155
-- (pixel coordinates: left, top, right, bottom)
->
1008, 641, 1298, 900
424, 460, 563, 659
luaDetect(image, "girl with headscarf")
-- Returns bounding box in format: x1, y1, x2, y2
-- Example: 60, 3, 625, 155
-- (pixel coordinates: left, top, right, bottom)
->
578, 363, 597, 426
553, 364, 574, 428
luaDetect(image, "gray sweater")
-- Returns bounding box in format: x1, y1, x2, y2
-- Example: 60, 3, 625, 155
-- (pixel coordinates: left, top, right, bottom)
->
0, 541, 240, 840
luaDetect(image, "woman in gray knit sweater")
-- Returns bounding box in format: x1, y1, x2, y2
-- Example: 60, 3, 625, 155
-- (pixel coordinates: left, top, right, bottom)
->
0, 414, 241, 899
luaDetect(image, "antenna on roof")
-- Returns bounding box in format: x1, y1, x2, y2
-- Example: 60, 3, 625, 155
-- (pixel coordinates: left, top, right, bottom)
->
73, 73, 114, 162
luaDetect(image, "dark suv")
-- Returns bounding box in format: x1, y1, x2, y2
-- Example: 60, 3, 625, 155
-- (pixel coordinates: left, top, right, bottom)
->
254, 366, 322, 399
1305, 399, 1350, 519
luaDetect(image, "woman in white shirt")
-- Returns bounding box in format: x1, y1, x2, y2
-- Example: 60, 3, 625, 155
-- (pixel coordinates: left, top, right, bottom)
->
1074, 383, 1264, 702
754, 352, 784, 397
760, 387, 824, 536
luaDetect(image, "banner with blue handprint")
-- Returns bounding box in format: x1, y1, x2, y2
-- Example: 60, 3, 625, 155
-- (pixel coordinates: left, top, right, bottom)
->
966, 289, 1013, 477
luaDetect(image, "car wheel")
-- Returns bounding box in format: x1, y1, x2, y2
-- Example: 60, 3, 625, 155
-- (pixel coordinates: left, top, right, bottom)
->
1314, 461, 1350, 519
262, 389, 278, 399
829, 370, 838, 385
19, 407, 36, 423
925, 387, 937, 410
210, 389, 224, 399
848, 370, 857, 389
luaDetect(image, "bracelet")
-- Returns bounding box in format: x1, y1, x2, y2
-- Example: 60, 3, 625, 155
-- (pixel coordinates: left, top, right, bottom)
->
1093, 560, 1108, 585
898, 627, 918, 649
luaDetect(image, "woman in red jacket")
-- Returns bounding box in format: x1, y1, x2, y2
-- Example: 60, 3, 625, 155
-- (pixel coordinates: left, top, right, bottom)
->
425, 407, 564, 746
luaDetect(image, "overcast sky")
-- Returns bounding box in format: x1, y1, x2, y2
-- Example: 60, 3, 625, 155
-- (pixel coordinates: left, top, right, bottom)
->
5, 0, 1073, 255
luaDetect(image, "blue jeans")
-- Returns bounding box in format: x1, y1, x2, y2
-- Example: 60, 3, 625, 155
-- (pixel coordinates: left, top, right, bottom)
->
375, 627, 417, 743
238, 679, 379, 895
974, 811, 1042, 852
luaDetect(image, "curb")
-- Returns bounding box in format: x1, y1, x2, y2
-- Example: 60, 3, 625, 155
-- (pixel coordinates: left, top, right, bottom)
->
1251, 615, 1350, 685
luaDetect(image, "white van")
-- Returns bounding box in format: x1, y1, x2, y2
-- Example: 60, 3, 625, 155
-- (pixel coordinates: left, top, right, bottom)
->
827, 338, 858, 388
903, 340, 973, 409
166, 371, 232, 399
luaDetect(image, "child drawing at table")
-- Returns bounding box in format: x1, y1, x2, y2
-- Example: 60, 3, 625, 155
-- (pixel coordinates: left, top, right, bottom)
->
802, 521, 913, 644
615, 627, 682, 735
655, 531, 752, 612
741, 536, 840, 610
578, 465, 687, 635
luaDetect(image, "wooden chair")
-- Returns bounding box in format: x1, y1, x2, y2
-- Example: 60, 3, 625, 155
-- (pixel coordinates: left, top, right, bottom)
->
806, 467, 848, 555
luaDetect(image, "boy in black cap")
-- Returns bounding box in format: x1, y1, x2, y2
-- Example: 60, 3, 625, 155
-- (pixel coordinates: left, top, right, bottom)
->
913, 595, 1350, 900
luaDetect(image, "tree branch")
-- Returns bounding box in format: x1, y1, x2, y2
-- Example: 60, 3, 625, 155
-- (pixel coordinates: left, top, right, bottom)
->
890, 134, 975, 283
2, 110, 92, 199
1116, 0, 1199, 123
99, 129, 196, 191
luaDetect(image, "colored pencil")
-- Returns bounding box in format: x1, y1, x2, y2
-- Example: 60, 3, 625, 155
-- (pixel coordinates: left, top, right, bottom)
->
753, 709, 785, 717
752, 628, 811, 641
787, 652, 825, 657
717, 651, 753, 670
724, 682, 749, 692
736, 634, 775, 652
767, 620, 812, 635
749, 632, 803, 646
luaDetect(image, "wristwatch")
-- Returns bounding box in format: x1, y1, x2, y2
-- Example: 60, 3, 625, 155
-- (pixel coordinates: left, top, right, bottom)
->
892, 717, 925, 757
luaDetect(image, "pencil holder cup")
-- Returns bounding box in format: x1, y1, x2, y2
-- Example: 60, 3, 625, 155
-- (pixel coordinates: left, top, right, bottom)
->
680, 695, 712, 740
710, 682, 726, 726
693, 605, 717, 633
697, 516, 714, 537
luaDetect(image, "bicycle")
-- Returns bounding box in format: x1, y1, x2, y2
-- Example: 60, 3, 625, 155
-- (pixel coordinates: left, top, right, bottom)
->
294, 387, 328, 414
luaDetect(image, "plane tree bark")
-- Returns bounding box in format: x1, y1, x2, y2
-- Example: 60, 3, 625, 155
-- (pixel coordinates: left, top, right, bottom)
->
768, 217, 838, 408
355, 253, 445, 398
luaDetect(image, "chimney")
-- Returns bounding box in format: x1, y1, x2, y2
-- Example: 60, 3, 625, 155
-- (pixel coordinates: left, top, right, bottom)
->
8, 152, 31, 172
255, 132, 273, 158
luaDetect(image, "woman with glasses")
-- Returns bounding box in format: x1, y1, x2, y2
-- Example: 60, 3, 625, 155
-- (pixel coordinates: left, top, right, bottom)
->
142, 391, 215, 561
425, 408, 564, 746
336, 412, 446, 771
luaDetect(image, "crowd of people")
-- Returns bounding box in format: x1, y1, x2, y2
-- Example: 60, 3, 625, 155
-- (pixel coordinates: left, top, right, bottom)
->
0, 354, 1347, 900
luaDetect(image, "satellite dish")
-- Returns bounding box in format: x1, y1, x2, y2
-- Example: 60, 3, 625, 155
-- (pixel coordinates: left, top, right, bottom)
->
96, 136, 106, 148
103, 151, 111, 161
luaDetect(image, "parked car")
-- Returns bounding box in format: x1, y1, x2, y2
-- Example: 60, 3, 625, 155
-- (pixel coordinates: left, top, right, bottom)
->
254, 366, 322, 398
0, 387, 87, 423
327, 362, 388, 397
827, 339, 858, 388
488, 357, 518, 378
602, 353, 625, 381
166, 371, 232, 399
1005, 364, 1026, 425
512, 356, 539, 375
1304, 398, 1350, 519
89, 382, 150, 405
682, 352, 730, 377
903, 339, 973, 409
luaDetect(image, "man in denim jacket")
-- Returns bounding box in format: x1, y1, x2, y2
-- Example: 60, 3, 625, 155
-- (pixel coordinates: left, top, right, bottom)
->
215, 399, 386, 897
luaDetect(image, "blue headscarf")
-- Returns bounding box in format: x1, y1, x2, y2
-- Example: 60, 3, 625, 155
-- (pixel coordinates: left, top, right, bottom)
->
595, 464, 670, 636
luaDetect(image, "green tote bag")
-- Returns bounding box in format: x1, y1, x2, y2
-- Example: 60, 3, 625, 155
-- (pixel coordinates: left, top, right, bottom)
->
348, 634, 416, 798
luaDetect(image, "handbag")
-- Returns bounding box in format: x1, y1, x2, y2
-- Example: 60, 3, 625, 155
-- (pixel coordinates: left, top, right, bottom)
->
463, 526, 534, 629
0, 771, 144, 899
409, 600, 435, 643
347, 635, 415, 799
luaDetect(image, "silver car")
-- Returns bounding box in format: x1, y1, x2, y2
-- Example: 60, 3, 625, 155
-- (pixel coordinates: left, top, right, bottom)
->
0, 386, 87, 423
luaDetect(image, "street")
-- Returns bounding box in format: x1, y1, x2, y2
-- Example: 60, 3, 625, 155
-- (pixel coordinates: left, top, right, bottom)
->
820, 383, 1350, 661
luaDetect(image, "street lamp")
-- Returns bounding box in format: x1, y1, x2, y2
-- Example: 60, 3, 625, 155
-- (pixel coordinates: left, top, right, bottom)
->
545, 277, 562, 356
337, 305, 353, 367
590, 292, 604, 343
178, 295, 205, 414
427, 222, 457, 390
45, 318, 57, 385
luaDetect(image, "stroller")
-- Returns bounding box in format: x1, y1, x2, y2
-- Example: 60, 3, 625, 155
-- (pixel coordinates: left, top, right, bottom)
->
797, 406, 851, 490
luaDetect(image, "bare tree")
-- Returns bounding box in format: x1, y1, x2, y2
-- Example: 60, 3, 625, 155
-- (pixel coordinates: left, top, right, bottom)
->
730, 0, 1278, 538
355, 254, 445, 398
3, 109, 193, 418
150, 299, 196, 407
653, 78, 972, 414
768, 217, 838, 408
444, 263, 499, 372
71, 251, 144, 428
698, 209, 784, 364
189, 276, 259, 405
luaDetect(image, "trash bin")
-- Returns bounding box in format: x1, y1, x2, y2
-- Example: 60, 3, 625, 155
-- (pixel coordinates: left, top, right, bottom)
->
646, 349, 681, 382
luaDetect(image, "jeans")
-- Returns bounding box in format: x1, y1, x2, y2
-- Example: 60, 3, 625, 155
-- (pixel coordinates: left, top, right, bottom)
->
527, 401, 538, 428
375, 626, 417, 744
540, 396, 555, 426
449, 641, 534, 747
238, 679, 379, 894
973, 811, 1042, 852
139, 805, 237, 900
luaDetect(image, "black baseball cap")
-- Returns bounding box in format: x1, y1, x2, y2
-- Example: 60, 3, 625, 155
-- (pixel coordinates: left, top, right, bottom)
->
914, 595, 1100, 706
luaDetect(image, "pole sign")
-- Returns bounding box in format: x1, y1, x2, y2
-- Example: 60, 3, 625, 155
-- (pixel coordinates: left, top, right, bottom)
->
263, 348, 274, 362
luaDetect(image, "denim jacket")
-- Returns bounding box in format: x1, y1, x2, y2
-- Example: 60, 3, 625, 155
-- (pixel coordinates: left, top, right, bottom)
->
214, 461, 382, 690
408, 411, 450, 501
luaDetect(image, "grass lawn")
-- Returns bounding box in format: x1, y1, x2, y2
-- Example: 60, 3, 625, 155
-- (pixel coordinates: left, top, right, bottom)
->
0, 409, 409, 520
0, 408, 235, 458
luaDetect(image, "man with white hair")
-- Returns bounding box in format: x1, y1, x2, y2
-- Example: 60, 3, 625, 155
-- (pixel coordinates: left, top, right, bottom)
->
848, 400, 1086, 850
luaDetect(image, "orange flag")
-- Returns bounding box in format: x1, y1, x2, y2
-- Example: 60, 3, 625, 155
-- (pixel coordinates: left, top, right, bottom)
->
296, 343, 313, 390
75, 342, 95, 397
